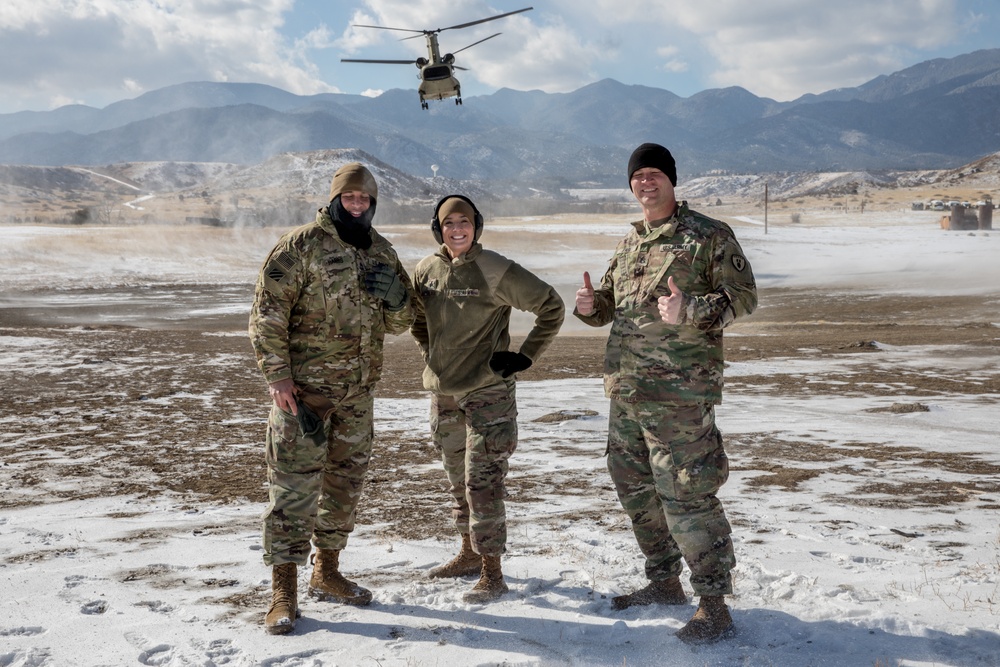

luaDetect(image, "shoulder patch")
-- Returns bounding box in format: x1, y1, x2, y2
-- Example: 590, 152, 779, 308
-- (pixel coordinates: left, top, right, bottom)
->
264, 251, 297, 286
731, 255, 747, 272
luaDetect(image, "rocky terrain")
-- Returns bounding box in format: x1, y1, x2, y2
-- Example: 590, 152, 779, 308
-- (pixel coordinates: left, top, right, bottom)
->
1, 149, 998, 229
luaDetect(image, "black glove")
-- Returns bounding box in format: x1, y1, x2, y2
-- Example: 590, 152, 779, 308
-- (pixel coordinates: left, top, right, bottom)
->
489, 351, 532, 378
296, 399, 325, 446
364, 262, 407, 311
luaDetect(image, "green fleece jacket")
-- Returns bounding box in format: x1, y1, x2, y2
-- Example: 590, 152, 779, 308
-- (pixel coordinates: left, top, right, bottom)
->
411, 243, 565, 396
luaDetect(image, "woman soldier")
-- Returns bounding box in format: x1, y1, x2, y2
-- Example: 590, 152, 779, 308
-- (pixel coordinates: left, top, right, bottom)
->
410, 194, 564, 602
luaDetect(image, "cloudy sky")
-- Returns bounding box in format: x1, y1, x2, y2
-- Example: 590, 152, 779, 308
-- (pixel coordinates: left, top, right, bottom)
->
1, 0, 997, 114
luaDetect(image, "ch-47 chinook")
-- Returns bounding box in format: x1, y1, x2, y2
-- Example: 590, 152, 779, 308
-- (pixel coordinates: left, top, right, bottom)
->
341, 7, 532, 110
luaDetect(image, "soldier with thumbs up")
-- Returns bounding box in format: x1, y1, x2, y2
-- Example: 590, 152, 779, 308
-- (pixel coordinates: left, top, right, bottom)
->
575, 143, 757, 644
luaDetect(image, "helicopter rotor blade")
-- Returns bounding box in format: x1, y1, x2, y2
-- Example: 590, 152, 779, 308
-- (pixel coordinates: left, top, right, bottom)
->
351, 23, 425, 34
438, 6, 532, 32
341, 58, 417, 65
452, 32, 501, 55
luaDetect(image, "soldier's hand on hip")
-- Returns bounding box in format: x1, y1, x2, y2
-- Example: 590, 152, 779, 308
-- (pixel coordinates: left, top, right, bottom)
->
269, 378, 299, 415
489, 351, 533, 378
657, 276, 685, 324
576, 271, 595, 315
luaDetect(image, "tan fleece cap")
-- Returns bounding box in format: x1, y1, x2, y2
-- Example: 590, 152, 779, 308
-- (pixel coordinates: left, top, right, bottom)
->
437, 196, 476, 222
329, 162, 378, 201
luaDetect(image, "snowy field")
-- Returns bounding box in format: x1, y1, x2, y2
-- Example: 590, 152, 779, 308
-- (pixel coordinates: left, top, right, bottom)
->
1, 213, 999, 666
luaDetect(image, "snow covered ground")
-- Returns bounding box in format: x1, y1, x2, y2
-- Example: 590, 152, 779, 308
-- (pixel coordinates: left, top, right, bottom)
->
2, 215, 1000, 666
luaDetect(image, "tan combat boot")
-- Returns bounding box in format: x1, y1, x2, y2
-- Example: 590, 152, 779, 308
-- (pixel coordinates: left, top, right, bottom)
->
462, 554, 508, 603
428, 533, 482, 578
611, 576, 688, 610
308, 548, 373, 606
264, 562, 300, 635
676, 595, 734, 644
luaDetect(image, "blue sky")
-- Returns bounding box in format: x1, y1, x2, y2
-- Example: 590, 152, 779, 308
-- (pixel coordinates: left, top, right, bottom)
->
1, 0, 997, 114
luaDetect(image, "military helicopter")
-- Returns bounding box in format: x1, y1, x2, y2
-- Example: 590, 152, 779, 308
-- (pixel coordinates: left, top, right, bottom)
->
341, 7, 533, 109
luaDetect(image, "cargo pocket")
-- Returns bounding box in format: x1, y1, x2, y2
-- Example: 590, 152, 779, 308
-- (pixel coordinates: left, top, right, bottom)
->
482, 416, 517, 461
265, 404, 321, 474
673, 442, 727, 499
469, 386, 518, 461
662, 405, 727, 500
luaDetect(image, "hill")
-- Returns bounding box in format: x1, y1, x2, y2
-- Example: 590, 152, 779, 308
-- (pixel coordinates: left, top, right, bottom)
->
0, 149, 501, 226
2, 148, 997, 227
2, 49, 1000, 183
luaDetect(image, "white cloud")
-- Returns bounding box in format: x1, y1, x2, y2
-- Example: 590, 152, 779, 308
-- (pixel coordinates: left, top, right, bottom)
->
656, 45, 689, 74
333, 10, 386, 54
296, 24, 334, 51
690, 1, 959, 99
660, 59, 690, 74
122, 78, 144, 95
0, 0, 338, 110
572, 0, 965, 99
0, 0, 991, 112
466, 19, 598, 92
47, 94, 84, 109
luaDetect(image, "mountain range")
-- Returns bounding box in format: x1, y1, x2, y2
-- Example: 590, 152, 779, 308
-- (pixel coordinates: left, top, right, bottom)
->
2, 48, 1000, 187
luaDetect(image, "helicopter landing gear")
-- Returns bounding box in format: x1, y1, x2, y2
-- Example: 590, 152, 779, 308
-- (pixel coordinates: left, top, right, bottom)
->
421, 100, 429, 110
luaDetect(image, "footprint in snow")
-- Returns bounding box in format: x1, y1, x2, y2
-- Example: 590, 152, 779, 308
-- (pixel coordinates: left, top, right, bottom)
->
80, 600, 109, 615
0, 626, 46, 636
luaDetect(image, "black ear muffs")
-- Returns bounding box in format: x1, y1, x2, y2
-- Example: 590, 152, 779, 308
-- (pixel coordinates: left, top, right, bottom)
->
431, 194, 484, 244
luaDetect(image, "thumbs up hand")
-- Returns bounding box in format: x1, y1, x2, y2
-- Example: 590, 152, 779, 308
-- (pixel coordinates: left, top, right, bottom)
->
576, 271, 595, 315
657, 276, 685, 324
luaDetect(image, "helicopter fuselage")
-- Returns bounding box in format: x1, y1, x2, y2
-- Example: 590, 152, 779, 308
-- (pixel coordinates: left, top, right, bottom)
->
417, 33, 460, 107
342, 7, 531, 110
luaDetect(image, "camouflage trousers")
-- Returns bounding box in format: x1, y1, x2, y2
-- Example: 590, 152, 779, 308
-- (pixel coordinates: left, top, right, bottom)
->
607, 400, 734, 596
430, 379, 518, 557
261, 386, 374, 566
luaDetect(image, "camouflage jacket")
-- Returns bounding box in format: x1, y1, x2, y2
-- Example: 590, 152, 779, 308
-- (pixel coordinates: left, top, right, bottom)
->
411, 243, 565, 396
575, 202, 757, 405
248, 208, 413, 394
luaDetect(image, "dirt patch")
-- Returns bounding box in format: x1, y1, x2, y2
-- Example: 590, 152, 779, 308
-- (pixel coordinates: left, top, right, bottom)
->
735, 430, 1000, 508
865, 402, 931, 413
2, 286, 999, 541
532, 409, 600, 423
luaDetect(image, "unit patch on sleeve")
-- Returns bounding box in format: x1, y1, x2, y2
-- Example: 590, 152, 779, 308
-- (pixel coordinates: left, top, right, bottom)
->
731, 255, 747, 272
266, 251, 297, 283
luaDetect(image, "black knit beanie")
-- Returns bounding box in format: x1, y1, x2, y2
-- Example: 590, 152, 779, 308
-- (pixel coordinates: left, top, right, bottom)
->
627, 143, 677, 190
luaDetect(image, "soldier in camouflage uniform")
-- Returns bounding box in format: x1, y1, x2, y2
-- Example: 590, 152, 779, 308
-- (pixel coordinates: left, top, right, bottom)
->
575, 143, 757, 644
249, 162, 413, 635
411, 195, 564, 603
